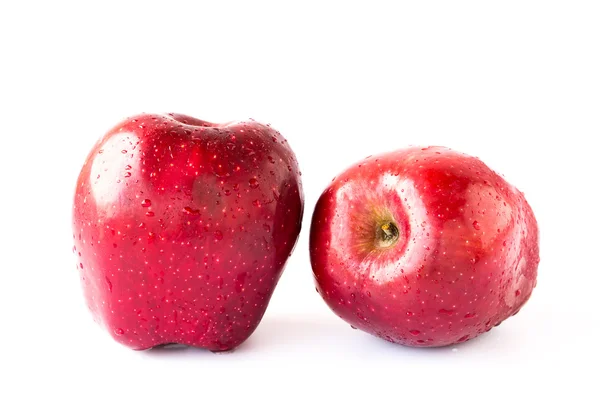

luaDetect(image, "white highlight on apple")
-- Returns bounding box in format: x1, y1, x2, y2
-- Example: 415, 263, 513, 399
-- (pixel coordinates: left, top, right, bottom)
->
90, 132, 139, 208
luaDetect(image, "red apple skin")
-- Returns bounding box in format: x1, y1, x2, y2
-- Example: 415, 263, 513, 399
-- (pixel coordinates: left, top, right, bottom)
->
72, 113, 303, 351
310, 146, 539, 347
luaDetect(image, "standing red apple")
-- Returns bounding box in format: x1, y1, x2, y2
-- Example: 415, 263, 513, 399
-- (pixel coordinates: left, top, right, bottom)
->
73, 113, 303, 351
310, 146, 539, 347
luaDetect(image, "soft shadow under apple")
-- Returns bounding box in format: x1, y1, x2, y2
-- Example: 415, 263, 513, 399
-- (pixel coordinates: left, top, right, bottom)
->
140, 314, 343, 356
238, 314, 345, 352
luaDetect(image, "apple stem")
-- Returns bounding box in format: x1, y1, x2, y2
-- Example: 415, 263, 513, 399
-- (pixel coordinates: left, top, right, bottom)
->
376, 222, 399, 248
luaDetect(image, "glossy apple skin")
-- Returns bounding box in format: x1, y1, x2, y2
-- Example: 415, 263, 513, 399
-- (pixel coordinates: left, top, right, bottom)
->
73, 113, 303, 351
310, 146, 539, 347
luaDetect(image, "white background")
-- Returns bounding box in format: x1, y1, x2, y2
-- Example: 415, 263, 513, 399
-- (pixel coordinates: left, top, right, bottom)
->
1, 1, 599, 398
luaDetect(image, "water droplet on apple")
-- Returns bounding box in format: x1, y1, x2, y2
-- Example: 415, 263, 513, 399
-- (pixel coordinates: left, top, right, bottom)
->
457, 335, 470, 342
515, 289, 522, 297
409, 330, 421, 336
214, 230, 223, 241
235, 272, 247, 293
252, 199, 261, 207
263, 224, 271, 232
79, 263, 84, 269
249, 178, 259, 188
105, 276, 113, 292
124, 172, 131, 178
141, 199, 152, 207
472, 220, 481, 230
146, 211, 155, 217
183, 206, 200, 215
350, 325, 357, 330
121, 150, 127, 154
439, 309, 455, 315
114, 328, 124, 336
464, 312, 476, 318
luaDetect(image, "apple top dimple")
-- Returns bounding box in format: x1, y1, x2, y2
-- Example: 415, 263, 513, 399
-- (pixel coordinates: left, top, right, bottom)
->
165, 113, 217, 128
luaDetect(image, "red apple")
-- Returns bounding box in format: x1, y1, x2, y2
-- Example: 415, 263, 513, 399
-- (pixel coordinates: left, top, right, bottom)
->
72, 113, 303, 351
310, 146, 539, 347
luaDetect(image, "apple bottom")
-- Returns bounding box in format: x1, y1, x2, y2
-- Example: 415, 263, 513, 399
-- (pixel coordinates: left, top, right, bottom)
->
88, 279, 279, 352
78, 236, 286, 352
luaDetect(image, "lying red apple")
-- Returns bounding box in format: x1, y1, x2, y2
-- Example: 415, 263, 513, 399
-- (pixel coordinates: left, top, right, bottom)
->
310, 146, 539, 347
72, 113, 303, 351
